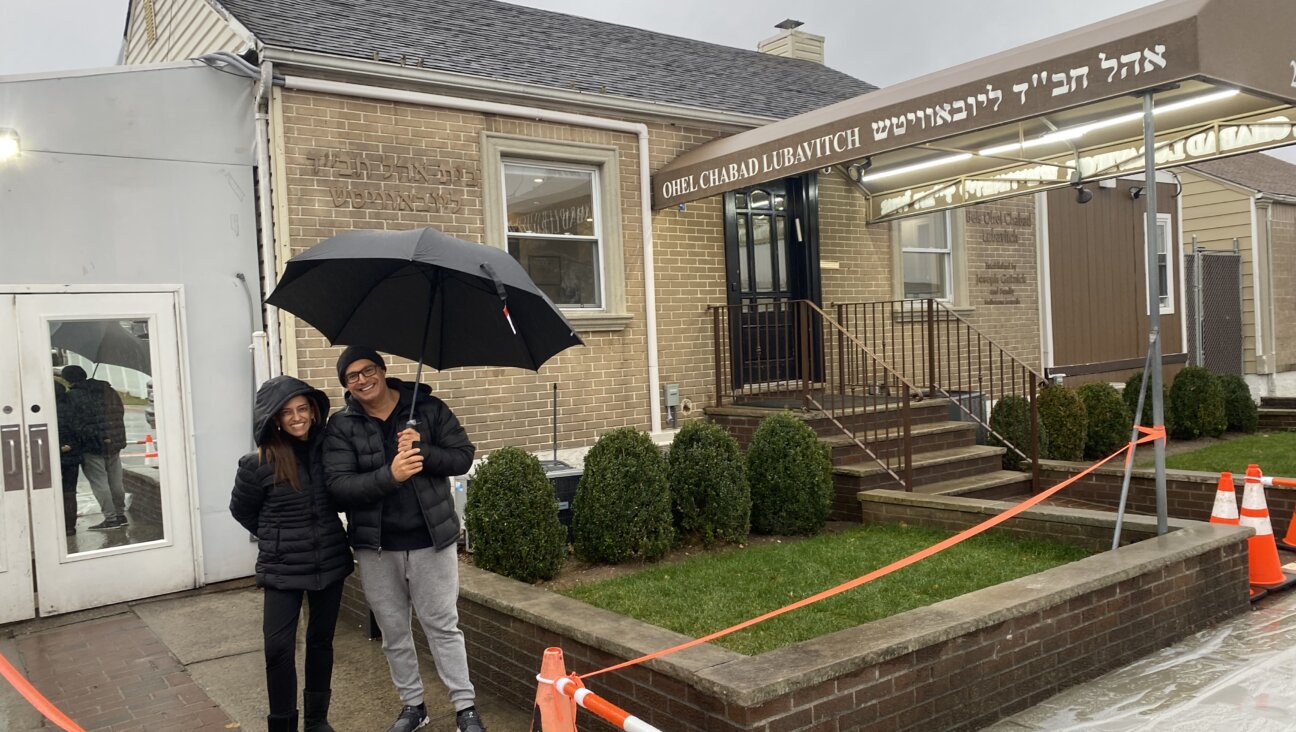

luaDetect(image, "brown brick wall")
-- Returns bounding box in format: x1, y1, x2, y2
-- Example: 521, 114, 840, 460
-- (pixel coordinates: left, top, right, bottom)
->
340, 511, 1249, 731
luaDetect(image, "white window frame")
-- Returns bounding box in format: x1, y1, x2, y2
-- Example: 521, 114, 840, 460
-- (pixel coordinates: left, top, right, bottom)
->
481, 133, 629, 332
1145, 212, 1175, 315
892, 210, 967, 307
500, 159, 605, 310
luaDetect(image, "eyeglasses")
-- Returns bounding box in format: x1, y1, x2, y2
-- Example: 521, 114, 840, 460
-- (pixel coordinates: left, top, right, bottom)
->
344, 364, 381, 385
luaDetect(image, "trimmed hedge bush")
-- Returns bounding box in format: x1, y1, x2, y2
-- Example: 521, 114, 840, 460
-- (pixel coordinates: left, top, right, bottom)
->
667, 420, 749, 547
1038, 384, 1087, 461
465, 447, 566, 583
1077, 382, 1132, 460
1168, 366, 1227, 439
987, 395, 1047, 469
1219, 373, 1259, 433
572, 428, 674, 564
1122, 371, 1170, 428
747, 412, 832, 536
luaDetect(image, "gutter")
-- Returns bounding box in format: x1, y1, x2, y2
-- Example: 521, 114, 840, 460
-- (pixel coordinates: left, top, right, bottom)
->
262, 47, 774, 131
280, 76, 665, 434
257, 61, 283, 377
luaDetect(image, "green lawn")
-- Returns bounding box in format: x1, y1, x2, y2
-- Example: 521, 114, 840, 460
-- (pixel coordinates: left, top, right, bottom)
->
1163, 432, 1296, 476
558, 524, 1089, 655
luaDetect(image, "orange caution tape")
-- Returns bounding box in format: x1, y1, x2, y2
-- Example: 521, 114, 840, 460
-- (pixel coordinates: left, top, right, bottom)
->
0, 652, 85, 732
580, 426, 1164, 680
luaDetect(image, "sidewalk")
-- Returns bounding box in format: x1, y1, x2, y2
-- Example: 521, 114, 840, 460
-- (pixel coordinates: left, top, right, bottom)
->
0, 581, 532, 731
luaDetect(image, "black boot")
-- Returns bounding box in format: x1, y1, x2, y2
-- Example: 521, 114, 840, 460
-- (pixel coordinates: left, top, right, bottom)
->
303, 690, 336, 732
266, 710, 298, 732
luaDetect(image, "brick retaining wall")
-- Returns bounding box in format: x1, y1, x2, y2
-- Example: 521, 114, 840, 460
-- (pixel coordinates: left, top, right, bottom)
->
340, 500, 1249, 731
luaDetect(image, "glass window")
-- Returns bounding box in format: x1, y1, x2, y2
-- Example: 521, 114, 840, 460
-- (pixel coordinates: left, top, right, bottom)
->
1146, 213, 1175, 314
899, 212, 952, 300
503, 162, 602, 308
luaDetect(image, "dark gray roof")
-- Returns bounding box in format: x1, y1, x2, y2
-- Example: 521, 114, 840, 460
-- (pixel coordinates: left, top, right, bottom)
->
215, 0, 876, 119
1189, 152, 1296, 198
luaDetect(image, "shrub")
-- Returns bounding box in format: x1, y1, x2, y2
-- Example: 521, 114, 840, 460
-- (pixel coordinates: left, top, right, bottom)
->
464, 447, 566, 583
572, 428, 673, 564
1077, 383, 1132, 460
1037, 383, 1087, 461
1122, 371, 1171, 427
1219, 373, 1259, 433
1168, 366, 1227, 439
667, 420, 749, 547
746, 412, 832, 536
987, 395, 1047, 469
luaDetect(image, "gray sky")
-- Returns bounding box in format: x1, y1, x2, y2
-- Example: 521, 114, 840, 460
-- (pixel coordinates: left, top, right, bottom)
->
3, 0, 1293, 162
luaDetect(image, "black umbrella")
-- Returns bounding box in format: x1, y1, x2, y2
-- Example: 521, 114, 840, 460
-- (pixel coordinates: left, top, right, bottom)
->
267, 227, 583, 420
50, 320, 151, 376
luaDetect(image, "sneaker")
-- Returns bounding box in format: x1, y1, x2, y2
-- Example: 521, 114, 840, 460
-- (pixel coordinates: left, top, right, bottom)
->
385, 703, 427, 732
456, 707, 487, 732
88, 518, 118, 531
111, 515, 129, 527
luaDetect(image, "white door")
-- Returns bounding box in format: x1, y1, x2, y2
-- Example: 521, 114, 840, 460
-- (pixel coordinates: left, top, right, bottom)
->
0, 295, 36, 623
0, 291, 197, 618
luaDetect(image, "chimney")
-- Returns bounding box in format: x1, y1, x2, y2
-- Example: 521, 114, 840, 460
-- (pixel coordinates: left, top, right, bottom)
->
757, 19, 824, 64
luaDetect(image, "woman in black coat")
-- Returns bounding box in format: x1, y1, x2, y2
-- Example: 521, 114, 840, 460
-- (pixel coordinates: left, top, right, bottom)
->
231, 376, 352, 732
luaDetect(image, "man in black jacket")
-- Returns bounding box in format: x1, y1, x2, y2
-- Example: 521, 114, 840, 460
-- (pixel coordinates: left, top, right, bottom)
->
63, 365, 128, 530
322, 347, 486, 732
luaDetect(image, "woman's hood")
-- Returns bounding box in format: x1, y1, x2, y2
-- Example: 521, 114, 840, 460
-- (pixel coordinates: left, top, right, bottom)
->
252, 376, 330, 446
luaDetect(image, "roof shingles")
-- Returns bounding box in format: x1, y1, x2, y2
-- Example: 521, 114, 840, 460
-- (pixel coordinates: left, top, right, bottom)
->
215, 0, 876, 119
1189, 153, 1296, 198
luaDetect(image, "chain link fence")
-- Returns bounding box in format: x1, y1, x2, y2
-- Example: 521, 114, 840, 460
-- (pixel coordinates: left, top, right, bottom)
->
1185, 247, 1242, 375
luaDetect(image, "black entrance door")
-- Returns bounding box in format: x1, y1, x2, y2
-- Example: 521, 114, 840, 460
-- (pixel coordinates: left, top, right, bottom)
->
723, 177, 821, 390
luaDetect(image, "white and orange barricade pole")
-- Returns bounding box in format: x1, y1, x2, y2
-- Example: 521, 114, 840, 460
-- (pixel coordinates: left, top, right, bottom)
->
1240, 464, 1296, 595
1257, 473, 1296, 552
552, 673, 662, 732
1210, 471, 1239, 525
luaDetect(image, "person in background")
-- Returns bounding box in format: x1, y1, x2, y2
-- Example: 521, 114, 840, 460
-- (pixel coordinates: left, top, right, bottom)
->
54, 380, 83, 536
62, 365, 128, 530
231, 376, 353, 732
322, 346, 485, 732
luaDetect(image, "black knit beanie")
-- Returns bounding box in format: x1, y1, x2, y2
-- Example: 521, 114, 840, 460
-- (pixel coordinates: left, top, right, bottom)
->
336, 346, 387, 385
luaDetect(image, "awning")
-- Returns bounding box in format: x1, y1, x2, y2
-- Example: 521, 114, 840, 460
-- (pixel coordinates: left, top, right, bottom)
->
652, 0, 1296, 221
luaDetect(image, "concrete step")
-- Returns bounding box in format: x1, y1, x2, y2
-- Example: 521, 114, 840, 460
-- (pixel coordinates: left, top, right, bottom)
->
1261, 396, 1296, 409
820, 421, 978, 466
1259, 408, 1296, 431
905, 469, 1033, 499
707, 397, 954, 448
829, 445, 1006, 520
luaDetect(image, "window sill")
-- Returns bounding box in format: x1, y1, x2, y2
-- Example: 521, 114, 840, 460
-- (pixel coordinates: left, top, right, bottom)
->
885, 301, 975, 322
564, 311, 633, 332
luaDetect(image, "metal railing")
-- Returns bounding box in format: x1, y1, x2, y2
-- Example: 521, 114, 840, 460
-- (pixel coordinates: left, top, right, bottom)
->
834, 299, 1042, 486
708, 298, 1044, 491
709, 299, 919, 489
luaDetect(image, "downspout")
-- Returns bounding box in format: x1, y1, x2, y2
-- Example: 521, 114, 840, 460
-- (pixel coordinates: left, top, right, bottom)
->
280, 77, 662, 433
257, 60, 283, 377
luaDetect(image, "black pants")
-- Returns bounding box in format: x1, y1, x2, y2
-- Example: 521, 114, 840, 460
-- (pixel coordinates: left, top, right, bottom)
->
263, 579, 345, 716
60, 462, 79, 531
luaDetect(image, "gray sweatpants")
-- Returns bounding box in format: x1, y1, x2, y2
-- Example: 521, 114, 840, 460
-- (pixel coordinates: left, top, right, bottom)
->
356, 547, 475, 711
81, 451, 125, 519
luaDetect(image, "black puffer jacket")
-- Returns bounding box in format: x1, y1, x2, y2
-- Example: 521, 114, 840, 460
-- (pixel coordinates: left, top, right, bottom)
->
54, 382, 84, 467
67, 378, 127, 455
230, 376, 353, 591
323, 378, 475, 552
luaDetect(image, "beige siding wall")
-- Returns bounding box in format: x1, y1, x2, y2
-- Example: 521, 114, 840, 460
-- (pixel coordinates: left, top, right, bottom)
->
123, 0, 244, 65
1179, 171, 1257, 372
1271, 203, 1296, 373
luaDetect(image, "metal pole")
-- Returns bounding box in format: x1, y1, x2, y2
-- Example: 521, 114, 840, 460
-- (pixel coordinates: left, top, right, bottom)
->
1141, 92, 1169, 535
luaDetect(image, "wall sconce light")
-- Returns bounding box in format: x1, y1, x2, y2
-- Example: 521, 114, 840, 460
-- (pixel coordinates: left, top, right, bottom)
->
1074, 184, 1093, 204
847, 157, 873, 182
1130, 186, 1144, 200
0, 128, 20, 161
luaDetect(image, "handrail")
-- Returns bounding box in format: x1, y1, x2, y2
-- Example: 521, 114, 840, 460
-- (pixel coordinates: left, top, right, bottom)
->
707, 299, 916, 490
833, 299, 1043, 489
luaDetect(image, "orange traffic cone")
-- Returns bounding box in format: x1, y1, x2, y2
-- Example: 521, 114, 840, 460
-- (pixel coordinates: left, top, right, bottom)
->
530, 647, 577, 732
143, 435, 158, 467
1278, 479, 1296, 552
1209, 472, 1239, 525
1241, 464, 1296, 594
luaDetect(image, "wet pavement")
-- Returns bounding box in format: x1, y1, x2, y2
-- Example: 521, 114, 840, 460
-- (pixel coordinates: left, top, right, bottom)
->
0, 582, 533, 732
989, 582, 1296, 731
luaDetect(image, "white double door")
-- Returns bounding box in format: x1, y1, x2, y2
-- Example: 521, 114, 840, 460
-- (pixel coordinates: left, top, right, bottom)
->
0, 291, 197, 623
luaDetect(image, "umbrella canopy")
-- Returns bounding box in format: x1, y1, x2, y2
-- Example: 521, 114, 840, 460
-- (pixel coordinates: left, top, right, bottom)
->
50, 320, 151, 375
266, 227, 583, 371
